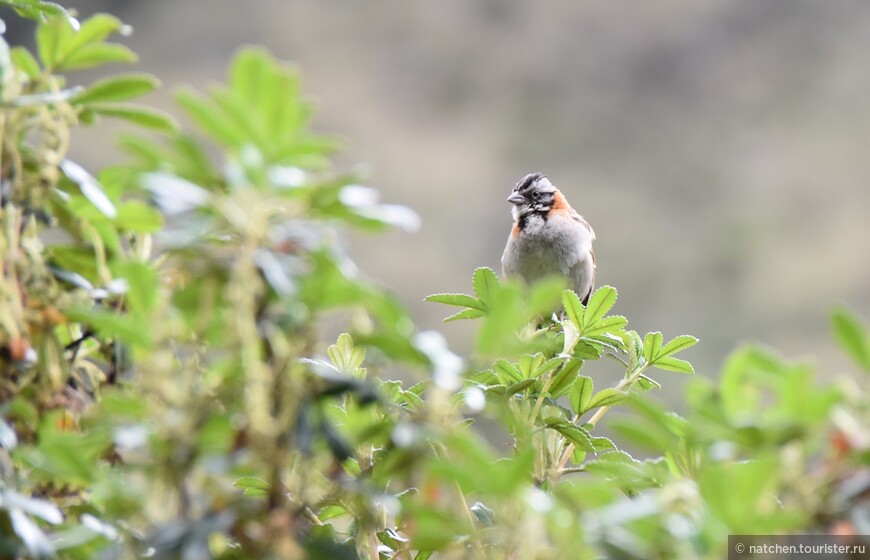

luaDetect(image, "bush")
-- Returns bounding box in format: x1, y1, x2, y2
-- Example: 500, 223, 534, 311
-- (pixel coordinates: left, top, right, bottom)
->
1, 3, 868, 559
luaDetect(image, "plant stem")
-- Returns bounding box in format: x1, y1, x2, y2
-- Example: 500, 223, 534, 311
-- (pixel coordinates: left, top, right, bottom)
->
555, 363, 650, 472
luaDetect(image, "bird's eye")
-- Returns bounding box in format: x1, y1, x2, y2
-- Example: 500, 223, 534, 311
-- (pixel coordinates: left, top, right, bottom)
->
531, 191, 541, 200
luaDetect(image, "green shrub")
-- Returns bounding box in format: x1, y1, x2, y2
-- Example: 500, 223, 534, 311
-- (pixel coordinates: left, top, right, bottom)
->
1, 3, 868, 559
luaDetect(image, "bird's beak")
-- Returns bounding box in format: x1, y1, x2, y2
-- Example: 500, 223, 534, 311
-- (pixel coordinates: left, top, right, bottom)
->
507, 192, 525, 205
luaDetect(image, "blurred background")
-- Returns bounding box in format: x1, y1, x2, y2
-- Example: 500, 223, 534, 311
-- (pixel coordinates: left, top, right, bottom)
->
6, 0, 870, 383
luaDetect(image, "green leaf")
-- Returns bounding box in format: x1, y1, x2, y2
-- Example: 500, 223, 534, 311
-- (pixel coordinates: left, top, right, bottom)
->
643, 331, 663, 362
88, 103, 179, 132
36, 16, 72, 68
635, 374, 661, 391
326, 333, 366, 376
114, 201, 164, 232
11, 46, 41, 78
518, 353, 545, 379
570, 376, 594, 415
317, 505, 346, 522
112, 260, 158, 315
651, 356, 694, 375
177, 89, 243, 147
591, 436, 617, 453
58, 42, 136, 71
549, 358, 584, 397
832, 307, 870, 372
443, 308, 486, 322
585, 388, 627, 412
543, 418, 595, 452
233, 476, 271, 497
583, 315, 628, 337
561, 318, 580, 356
583, 451, 661, 488
425, 293, 485, 310
506, 379, 537, 395
583, 285, 617, 326
73, 73, 160, 104
56, 13, 124, 65
66, 307, 151, 347
230, 46, 272, 108
658, 334, 699, 359
493, 359, 523, 384
534, 356, 564, 379
561, 289, 585, 331
471, 267, 500, 306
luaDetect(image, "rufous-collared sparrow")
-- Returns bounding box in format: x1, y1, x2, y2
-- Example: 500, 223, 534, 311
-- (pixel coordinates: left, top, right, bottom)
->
501, 173, 596, 304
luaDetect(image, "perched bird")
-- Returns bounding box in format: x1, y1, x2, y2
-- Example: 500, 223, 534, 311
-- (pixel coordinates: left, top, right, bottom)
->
501, 173, 596, 304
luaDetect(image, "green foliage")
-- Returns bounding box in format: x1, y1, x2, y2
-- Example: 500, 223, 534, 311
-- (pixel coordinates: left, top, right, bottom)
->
1, 4, 868, 559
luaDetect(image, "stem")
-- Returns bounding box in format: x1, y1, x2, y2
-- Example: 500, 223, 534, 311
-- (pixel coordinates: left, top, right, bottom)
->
556, 363, 651, 472
528, 355, 572, 425
368, 532, 379, 560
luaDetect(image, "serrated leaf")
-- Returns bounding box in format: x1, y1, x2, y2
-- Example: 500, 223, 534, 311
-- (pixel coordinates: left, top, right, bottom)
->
112, 260, 158, 315
583, 451, 650, 485
658, 335, 699, 359
66, 307, 151, 347
318, 505, 346, 522
177, 89, 244, 147
233, 476, 271, 497
585, 388, 627, 412
506, 379, 536, 395
493, 359, 523, 384
55, 13, 123, 67
518, 353, 545, 379
444, 308, 486, 322
591, 436, 617, 452
543, 418, 595, 452
114, 201, 163, 232
36, 16, 72, 68
534, 357, 563, 379
832, 307, 870, 372
471, 267, 500, 306
58, 42, 136, 71
635, 374, 661, 391
73, 73, 159, 104
651, 356, 694, 374
583, 285, 617, 326
88, 103, 178, 132
425, 293, 485, 310
561, 289, 585, 331
625, 330, 643, 371
549, 358, 584, 398
643, 331, 663, 362
11, 46, 40, 78
570, 376, 594, 415
561, 318, 580, 355
573, 341, 603, 360
583, 315, 628, 337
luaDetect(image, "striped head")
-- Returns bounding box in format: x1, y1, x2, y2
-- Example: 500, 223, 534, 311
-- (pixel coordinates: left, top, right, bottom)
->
507, 172, 558, 222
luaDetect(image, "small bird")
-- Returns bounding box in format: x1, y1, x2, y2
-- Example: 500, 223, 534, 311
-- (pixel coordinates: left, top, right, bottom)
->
501, 173, 596, 304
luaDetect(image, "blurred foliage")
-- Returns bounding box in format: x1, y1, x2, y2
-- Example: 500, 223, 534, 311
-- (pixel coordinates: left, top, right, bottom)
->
1, 2, 868, 559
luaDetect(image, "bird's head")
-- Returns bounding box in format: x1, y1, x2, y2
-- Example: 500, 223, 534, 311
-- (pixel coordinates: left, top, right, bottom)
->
507, 172, 557, 221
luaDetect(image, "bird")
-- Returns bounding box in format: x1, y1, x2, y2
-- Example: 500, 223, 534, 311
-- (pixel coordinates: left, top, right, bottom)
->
501, 173, 596, 305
